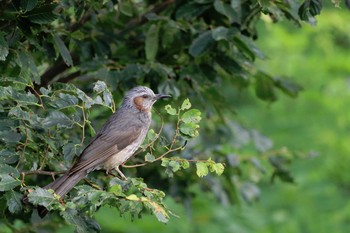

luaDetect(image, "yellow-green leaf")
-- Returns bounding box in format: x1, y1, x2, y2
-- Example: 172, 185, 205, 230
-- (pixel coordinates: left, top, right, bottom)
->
181, 98, 191, 110
196, 162, 209, 177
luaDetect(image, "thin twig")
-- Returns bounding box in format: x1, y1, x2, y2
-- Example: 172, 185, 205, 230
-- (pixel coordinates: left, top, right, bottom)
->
28, 85, 45, 109
122, 145, 184, 168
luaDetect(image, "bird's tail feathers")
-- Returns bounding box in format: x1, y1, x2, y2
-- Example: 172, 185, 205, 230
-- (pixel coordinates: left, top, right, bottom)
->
38, 171, 86, 218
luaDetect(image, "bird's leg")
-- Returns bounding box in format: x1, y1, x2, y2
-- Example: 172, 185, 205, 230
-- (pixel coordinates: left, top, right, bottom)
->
115, 166, 127, 180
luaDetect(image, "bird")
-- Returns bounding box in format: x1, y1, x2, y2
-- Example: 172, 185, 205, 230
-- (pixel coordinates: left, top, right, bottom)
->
37, 86, 170, 217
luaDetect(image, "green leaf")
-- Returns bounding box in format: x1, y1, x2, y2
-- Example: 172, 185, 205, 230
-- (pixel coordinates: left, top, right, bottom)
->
25, 4, 58, 24
196, 162, 209, 177
0, 164, 20, 177
20, 0, 38, 11
180, 159, 190, 169
6, 191, 23, 214
0, 149, 19, 164
212, 26, 228, 41
0, 34, 9, 61
93, 80, 107, 93
175, 2, 211, 20
165, 105, 177, 115
63, 143, 79, 162
145, 24, 160, 61
161, 158, 181, 177
42, 111, 73, 128
181, 98, 191, 110
189, 31, 214, 57
109, 184, 123, 196
120, 1, 133, 16
255, 71, 277, 102
146, 129, 157, 141
214, 0, 237, 22
181, 109, 201, 124
52, 93, 79, 109
209, 163, 225, 175
0, 130, 22, 143
53, 34, 74, 67
0, 175, 21, 191
145, 153, 155, 162
180, 122, 199, 137
274, 77, 303, 98
61, 208, 101, 233
147, 201, 169, 223
27, 187, 57, 207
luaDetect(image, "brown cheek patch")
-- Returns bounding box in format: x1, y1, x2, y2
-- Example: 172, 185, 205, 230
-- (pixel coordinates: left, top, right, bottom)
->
133, 97, 145, 111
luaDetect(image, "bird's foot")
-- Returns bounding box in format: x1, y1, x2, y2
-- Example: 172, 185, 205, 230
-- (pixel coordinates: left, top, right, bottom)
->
115, 166, 127, 180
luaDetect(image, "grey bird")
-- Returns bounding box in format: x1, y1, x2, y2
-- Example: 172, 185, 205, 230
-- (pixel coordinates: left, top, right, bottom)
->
37, 86, 170, 217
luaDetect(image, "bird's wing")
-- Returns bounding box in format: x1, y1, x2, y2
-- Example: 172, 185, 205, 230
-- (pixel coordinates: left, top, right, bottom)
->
68, 124, 142, 175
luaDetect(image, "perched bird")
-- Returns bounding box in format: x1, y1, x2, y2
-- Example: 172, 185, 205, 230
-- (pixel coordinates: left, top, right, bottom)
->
38, 86, 170, 217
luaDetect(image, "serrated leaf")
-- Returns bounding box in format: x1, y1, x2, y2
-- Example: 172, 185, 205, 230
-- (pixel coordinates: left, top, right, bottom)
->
180, 122, 199, 137
181, 98, 191, 110
146, 129, 157, 141
0, 35, 9, 61
61, 208, 100, 233
6, 191, 23, 214
109, 184, 123, 196
103, 90, 113, 107
209, 163, 225, 175
93, 80, 107, 93
180, 159, 190, 169
63, 143, 78, 162
168, 160, 181, 172
189, 31, 214, 57
53, 34, 73, 67
196, 162, 209, 177
145, 24, 159, 61
0, 164, 20, 177
147, 201, 169, 223
21, 0, 37, 11
42, 111, 73, 128
181, 109, 201, 124
52, 93, 79, 109
27, 187, 56, 206
145, 153, 155, 162
0, 175, 21, 191
165, 105, 177, 115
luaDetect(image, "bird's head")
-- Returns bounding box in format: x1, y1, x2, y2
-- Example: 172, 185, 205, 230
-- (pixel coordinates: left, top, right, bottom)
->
123, 86, 171, 112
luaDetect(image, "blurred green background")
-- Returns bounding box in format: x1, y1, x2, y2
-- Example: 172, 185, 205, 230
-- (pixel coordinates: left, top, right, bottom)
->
56, 7, 350, 233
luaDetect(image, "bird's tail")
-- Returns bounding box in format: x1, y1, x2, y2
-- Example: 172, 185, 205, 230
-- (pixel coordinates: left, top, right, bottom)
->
38, 171, 86, 218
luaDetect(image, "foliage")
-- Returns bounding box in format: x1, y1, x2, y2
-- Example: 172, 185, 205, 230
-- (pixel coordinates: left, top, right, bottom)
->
0, 0, 341, 232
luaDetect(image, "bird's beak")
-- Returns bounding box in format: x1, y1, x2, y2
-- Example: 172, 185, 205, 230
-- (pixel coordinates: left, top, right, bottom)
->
154, 94, 171, 100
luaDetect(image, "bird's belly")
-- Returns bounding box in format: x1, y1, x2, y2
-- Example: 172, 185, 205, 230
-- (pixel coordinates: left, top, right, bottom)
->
103, 142, 139, 170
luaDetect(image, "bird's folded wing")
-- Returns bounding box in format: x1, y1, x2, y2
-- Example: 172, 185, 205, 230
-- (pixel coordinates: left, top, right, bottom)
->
68, 126, 142, 175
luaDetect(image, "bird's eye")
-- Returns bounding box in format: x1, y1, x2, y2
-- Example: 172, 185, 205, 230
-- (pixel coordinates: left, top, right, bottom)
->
142, 94, 149, 98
